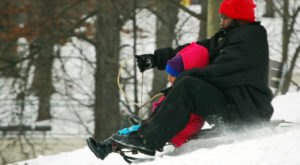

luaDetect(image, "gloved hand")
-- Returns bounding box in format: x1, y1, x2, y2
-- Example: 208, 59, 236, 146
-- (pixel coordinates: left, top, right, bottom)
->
118, 124, 141, 135
135, 54, 156, 72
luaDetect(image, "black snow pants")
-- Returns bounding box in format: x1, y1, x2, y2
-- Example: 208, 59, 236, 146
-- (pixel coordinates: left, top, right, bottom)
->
138, 76, 230, 149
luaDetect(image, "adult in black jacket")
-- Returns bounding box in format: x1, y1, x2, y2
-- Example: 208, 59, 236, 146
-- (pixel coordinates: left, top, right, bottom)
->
111, 0, 274, 155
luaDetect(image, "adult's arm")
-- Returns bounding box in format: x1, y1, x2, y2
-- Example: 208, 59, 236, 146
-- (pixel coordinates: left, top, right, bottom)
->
176, 25, 269, 89
153, 28, 225, 70
154, 39, 211, 70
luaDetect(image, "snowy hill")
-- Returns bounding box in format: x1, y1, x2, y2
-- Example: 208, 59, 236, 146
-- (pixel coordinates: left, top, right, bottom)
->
13, 92, 300, 165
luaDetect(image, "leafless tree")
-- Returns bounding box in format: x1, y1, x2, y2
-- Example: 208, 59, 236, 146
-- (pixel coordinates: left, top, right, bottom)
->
0, 1, 21, 77
273, 0, 300, 94
94, 0, 135, 140
29, 0, 58, 121
263, 0, 275, 17
149, 0, 180, 104
207, 0, 222, 37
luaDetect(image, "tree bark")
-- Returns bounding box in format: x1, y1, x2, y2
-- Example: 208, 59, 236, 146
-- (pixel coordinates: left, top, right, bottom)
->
150, 0, 180, 98
280, 1, 300, 94
198, 0, 208, 39
94, 0, 123, 140
263, 0, 275, 17
282, 46, 300, 94
31, 0, 56, 121
207, 0, 222, 37
31, 40, 55, 121
0, 1, 20, 77
280, 0, 290, 94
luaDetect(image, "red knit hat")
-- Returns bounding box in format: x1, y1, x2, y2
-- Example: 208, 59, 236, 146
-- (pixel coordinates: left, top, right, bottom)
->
219, 0, 256, 22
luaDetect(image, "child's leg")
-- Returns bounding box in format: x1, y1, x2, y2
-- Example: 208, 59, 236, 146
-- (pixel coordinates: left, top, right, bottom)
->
170, 114, 205, 147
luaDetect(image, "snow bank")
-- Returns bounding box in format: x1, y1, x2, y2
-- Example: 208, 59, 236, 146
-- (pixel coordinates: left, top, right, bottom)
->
13, 92, 300, 165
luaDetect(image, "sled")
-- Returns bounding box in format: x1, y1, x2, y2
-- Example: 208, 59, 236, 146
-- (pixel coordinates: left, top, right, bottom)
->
88, 119, 296, 164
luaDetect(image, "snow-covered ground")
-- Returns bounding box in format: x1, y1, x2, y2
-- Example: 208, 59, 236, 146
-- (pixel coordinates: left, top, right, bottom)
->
2, 1, 300, 164
13, 92, 300, 165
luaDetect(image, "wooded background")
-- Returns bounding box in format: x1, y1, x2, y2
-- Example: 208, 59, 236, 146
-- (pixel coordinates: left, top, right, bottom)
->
0, 0, 299, 163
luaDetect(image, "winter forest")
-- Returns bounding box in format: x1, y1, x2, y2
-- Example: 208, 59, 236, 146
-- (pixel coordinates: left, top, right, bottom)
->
0, 0, 300, 164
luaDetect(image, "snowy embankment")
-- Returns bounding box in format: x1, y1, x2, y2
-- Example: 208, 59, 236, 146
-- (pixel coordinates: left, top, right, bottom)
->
13, 92, 300, 165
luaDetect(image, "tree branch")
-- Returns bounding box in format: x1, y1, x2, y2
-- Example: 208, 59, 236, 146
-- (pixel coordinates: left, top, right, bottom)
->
288, 7, 300, 39
166, 0, 204, 20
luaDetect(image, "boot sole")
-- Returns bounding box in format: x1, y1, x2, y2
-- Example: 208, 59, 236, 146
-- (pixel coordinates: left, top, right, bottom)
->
110, 137, 156, 156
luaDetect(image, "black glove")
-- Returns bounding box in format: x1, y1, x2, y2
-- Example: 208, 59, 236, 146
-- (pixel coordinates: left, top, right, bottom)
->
135, 54, 156, 72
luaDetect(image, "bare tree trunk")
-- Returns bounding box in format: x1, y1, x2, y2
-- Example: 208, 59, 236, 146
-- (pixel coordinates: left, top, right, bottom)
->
0, 40, 18, 77
31, 39, 55, 121
207, 0, 222, 37
198, 0, 208, 39
281, 0, 289, 64
94, 0, 122, 140
0, 1, 20, 77
132, 0, 139, 114
150, 0, 180, 97
31, 1, 56, 121
263, 0, 275, 17
280, 0, 290, 94
283, 46, 300, 93
280, 0, 300, 94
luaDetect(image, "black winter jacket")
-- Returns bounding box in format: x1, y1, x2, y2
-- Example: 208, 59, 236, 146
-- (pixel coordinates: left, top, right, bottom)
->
153, 22, 274, 123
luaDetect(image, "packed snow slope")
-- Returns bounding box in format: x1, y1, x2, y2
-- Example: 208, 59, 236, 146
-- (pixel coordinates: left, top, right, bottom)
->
14, 92, 300, 165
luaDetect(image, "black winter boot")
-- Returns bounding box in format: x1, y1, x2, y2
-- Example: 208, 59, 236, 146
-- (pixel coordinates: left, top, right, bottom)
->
86, 137, 113, 160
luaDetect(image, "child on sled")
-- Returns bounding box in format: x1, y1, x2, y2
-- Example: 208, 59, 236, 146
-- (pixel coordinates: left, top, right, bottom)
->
87, 42, 209, 160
